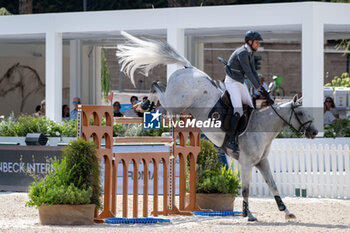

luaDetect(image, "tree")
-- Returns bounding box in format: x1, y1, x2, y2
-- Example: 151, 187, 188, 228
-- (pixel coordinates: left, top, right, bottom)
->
336, 39, 350, 54
331, 0, 350, 54
19, 0, 32, 14
101, 48, 111, 102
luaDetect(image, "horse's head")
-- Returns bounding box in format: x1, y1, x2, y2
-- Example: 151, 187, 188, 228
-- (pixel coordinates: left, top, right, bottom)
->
288, 95, 318, 139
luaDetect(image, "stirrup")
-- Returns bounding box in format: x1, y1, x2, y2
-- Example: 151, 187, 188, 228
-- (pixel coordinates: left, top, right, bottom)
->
227, 141, 240, 152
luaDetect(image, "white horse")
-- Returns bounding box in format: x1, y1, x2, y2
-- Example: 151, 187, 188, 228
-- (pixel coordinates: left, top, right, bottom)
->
117, 31, 318, 221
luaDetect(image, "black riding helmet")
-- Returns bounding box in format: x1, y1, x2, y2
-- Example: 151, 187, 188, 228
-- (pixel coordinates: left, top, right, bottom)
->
245, 30, 263, 43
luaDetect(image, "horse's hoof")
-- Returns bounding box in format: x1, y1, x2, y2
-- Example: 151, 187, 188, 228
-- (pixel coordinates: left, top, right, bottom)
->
248, 216, 257, 222
285, 213, 296, 220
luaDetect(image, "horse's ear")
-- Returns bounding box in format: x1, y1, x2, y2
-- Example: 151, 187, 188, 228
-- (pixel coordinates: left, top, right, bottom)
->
292, 94, 298, 104
296, 97, 303, 105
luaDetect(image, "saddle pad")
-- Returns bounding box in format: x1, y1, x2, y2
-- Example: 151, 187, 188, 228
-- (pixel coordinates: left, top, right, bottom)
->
208, 91, 254, 135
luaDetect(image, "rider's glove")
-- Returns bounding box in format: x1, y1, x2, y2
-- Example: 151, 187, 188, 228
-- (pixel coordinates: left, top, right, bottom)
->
259, 87, 274, 105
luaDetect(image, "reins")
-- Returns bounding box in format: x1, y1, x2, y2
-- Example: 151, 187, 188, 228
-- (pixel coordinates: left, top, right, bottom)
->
270, 104, 313, 133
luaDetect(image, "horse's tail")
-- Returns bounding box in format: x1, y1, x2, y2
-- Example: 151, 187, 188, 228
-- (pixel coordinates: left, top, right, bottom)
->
117, 31, 192, 86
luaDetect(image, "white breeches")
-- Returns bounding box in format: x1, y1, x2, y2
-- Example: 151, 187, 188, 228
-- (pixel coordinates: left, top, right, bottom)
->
224, 76, 253, 116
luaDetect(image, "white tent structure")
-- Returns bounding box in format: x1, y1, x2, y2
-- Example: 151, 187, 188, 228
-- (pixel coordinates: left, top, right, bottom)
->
1, 2, 350, 132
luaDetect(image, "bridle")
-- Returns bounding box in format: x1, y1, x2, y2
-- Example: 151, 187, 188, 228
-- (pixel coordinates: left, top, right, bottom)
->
270, 104, 313, 133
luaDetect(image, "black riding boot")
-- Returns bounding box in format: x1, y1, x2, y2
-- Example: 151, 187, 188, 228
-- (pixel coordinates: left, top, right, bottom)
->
226, 112, 241, 152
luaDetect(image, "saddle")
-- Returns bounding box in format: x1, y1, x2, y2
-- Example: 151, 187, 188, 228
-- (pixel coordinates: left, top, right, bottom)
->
208, 91, 254, 136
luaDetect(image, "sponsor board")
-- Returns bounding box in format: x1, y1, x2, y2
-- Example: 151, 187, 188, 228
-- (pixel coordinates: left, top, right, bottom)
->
0, 146, 62, 191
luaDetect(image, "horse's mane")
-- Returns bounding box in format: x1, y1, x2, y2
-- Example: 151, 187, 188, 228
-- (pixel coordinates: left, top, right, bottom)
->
255, 100, 293, 116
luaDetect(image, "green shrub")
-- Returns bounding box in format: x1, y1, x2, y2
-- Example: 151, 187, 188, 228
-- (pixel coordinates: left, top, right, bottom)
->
143, 125, 169, 136
197, 164, 241, 195
187, 138, 241, 195
63, 139, 101, 208
0, 114, 76, 137
276, 127, 303, 138
196, 138, 222, 175
324, 119, 350, 138
0, 113, 171, 138
325, 72, 350, 88
113, 123, 169, 137
89, 115, 107, 126
113, 123, 126, 137
61, 120, 77, 137
26, 139, 101, 208
26, 157, 93, 207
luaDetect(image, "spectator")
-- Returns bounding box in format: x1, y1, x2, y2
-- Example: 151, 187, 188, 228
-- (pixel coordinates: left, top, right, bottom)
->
33, 99, 45, 118
251, 75, 268, 109
130, 96, 138, 105
124, 96, 142, 117
324, 97, 339, 119
69, 97, 80, 121
142, 96, 148, 102
35, 105, 41, 113
324, 106, 336, 125
33, 105, 41, 117
113, 101, 123, 117
62, 104, 70, 121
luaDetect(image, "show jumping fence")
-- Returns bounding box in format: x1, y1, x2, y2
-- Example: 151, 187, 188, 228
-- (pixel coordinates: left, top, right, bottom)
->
77, 105, 203, 221
77, 105, 349, 221
229, 142, 350, 199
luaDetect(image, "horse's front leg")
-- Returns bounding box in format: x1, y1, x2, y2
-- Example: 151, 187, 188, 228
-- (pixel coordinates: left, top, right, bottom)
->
255, 158, 296, 220
241, 165, 257, 221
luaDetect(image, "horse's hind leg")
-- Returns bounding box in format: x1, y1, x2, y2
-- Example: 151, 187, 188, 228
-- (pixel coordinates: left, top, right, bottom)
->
255, 158, 296, 220
241, 165, 257, 221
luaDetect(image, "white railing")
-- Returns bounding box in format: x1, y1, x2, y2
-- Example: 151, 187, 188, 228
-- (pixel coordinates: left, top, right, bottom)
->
228, 138, 350, 199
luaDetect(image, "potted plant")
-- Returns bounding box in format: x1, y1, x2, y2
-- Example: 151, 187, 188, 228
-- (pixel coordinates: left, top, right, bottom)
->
26, 139, 101, 225
0, 114, 77, 145
186, 138, 241, 211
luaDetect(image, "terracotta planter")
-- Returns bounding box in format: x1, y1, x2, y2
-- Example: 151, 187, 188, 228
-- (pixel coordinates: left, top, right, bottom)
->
38, 204, 95, 225
186, 193, 235, 211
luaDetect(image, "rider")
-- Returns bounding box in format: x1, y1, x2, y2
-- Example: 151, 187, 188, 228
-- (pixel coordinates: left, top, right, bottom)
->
224, 30, 273, 153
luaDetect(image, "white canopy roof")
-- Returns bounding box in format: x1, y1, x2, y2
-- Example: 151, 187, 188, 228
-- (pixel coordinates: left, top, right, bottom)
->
0, 2, 350, 43
1, 2, 349, 132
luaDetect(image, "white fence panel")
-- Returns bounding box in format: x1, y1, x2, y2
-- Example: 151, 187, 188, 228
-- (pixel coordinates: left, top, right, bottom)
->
227, 138, 350, 199
338, 145, 345, 198
292, 143, 299, 196
319, 144, 326, 197
324, 144, 332, 197
275, 147, 281, 196
345, 145, 350, 198
286, 144, 294, 196
305, 144, 312, 196
311, 144, 319, 197
280, 145, 287, 196
331, 144, 338, 198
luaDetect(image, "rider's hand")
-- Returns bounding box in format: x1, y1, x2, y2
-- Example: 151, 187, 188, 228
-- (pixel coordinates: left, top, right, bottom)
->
259, 87, 274, 105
